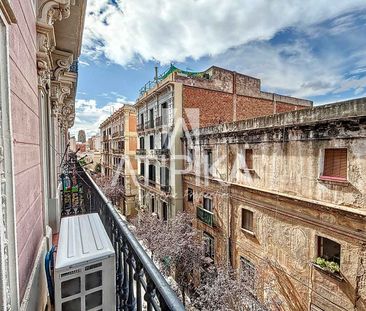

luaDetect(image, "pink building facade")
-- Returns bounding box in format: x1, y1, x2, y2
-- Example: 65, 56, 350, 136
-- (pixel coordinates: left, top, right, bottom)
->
0, 0, 86, 309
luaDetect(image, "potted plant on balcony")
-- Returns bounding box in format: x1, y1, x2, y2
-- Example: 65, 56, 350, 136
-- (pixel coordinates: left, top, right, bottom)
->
314, 257, 342, 279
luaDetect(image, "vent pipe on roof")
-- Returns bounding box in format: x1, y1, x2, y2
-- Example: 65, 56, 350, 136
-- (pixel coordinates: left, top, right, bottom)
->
154, 65, 159, 85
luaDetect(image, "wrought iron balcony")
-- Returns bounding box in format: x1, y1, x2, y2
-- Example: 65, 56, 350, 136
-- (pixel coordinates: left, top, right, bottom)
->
155, 149, 170, 158
197, 206, 214, 226
137, 123, 144, 131
145, 120, 154, 129
136, 149, 146, 156
112, 148, 125, 154
60, 157, 185, 310
155, 116, 162, 127
160, 185, 171, 193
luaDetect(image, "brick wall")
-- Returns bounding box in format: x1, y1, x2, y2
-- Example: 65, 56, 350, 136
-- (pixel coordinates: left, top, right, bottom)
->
9, 0, 43, 300
182, 86, 234, 129
183, 86, 308, 129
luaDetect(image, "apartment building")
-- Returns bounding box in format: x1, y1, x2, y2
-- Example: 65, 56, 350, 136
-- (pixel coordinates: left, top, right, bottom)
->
135, 65, 312, 220
100, 105, 138, 217
0, 0, 85, 309
182, 98, 366, 311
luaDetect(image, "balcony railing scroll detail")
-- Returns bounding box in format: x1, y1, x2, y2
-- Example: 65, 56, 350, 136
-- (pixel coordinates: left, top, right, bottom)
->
197, 206, 214, 226
137, 123, 144, 131
136, 149, 146, 156
155, 149, 170, 158
62, 159, 185, 311
160, 185, 171, 194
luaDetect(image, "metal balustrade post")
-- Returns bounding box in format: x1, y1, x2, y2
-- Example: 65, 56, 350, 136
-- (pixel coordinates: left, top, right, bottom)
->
134, 259, 143, 311
126, 248, 136, 311
122, 237, 129, 310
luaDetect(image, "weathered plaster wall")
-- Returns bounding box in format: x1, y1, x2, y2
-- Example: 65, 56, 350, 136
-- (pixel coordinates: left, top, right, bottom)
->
183, 99, 366, 310
9, 0, 44, 299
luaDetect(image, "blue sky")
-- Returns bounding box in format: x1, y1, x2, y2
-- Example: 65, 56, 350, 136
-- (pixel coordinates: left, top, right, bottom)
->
71, 0, 366, 137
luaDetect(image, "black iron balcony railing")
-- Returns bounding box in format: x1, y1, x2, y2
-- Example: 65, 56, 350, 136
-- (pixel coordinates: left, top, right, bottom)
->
113, 148, 125, 154
61, 157, 185, 311
136, 149, 146, 156
148, 179, 156, 187
145, 120, 154, 129
137, 123, 144, 131
160, 185, 171, 193
155, 149, 170, 158
197, 206, 214, 226
155, 116, 162, 127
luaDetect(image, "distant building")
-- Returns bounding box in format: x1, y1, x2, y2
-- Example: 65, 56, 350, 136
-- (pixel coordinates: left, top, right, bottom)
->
76, 142, 87, 153
69, 136, 76, 152
100, 105, 138, 218
135, 65, 312, 221
183, 98, 366, 310
78, 129, 86, 143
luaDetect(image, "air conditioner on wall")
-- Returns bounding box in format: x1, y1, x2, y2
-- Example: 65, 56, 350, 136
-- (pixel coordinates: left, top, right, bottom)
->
54, 213, 115, 311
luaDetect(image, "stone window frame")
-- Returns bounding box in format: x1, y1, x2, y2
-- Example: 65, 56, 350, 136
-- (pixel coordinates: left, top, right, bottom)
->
0, 5, 19, 309
241, 208, 255, 235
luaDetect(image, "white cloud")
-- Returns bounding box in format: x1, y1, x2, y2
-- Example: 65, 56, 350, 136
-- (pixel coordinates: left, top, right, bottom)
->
83, 0, 366, 66
70, 98, 134, 137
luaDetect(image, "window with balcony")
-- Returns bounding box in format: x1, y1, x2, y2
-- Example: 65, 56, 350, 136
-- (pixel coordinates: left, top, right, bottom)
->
203, 232, 215, 261
148, 164, 156, 184
160, 167, 170, 186
204, 149, 213, 176
187, 149, 194, 164
162, 201, 168, 221
161, 133, 169, 149
316, 236, 341, 274
241, 209, 254, 233
161, 102, 168, 125
151, 196, 155, 213
321, 148, 347, 181
149, 135, 154, 150
197, 196, 213, 226
187, 188, 193, 202
140, 137, 145, 149
149, 109, 154, 128
140, 162, 145, 176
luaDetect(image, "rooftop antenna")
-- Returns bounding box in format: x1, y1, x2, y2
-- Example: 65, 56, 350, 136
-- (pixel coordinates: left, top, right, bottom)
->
154, 64, 159, 85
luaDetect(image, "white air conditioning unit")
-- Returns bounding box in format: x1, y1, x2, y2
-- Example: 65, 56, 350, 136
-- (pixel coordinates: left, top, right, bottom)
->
55, 213, 115, 311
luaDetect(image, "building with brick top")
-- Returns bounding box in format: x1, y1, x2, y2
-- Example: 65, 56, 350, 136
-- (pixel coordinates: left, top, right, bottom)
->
134, 65, 312, 221
100, 105, 138, 217
182, 97, 366, 310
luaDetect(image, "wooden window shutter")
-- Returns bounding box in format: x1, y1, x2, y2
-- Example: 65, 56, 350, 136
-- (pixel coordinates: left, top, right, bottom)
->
323, 148, 347, 179
245, 149, 253, 169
